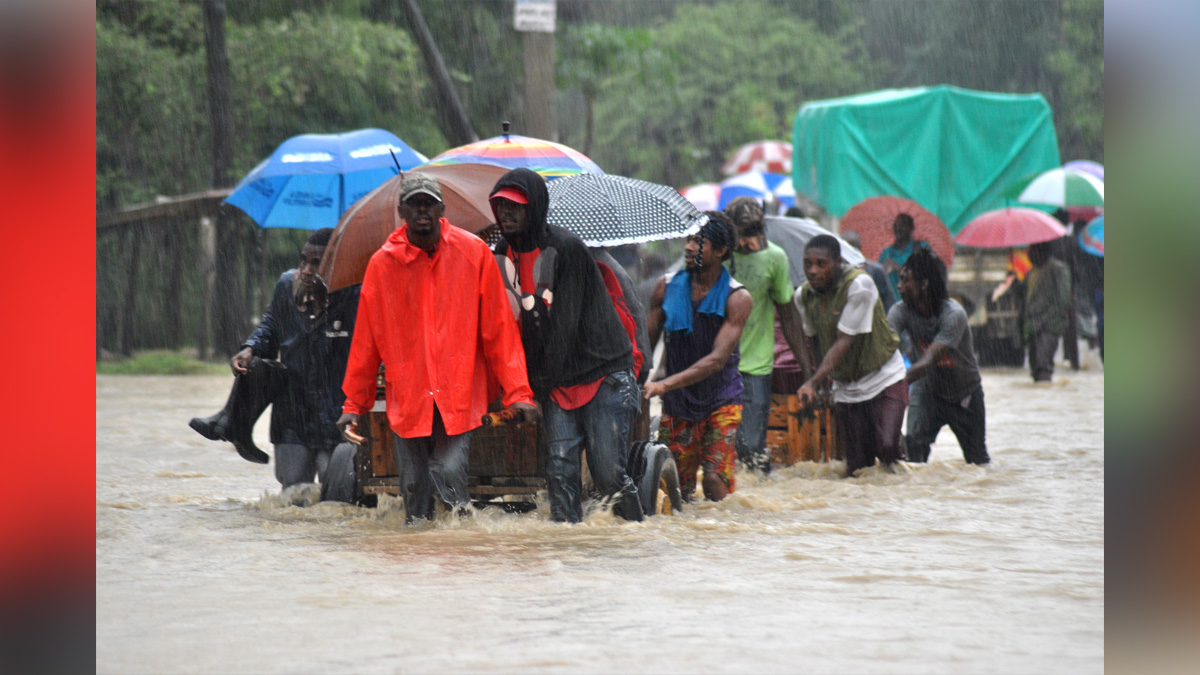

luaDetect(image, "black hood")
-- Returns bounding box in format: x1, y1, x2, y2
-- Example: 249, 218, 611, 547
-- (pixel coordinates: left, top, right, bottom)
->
490, 167, 550, 252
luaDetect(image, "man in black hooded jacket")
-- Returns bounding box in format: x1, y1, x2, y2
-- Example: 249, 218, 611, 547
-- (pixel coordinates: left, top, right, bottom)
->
489, 168, 644, 523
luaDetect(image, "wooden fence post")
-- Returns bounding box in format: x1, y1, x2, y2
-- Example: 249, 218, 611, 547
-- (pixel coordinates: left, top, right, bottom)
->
198, 215, 217, 360
120, 225, 143, 356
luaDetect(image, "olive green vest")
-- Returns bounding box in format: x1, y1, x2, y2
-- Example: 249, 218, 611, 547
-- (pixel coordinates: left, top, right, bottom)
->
800, 267, 900, 382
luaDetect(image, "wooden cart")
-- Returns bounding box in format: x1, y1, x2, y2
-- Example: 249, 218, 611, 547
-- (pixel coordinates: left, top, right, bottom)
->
764, 395, 841, 467
350, 371, 683, 516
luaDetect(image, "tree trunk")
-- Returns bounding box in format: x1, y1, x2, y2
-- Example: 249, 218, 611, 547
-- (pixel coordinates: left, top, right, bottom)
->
202, 0, 249, 355
399, 0, 477, 145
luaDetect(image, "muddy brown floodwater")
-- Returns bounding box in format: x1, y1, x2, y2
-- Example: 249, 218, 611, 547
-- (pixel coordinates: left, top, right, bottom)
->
97, 366, 1103, 674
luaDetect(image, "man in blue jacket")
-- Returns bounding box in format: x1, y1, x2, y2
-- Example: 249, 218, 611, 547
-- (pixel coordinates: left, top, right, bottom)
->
190, 228, 360, 498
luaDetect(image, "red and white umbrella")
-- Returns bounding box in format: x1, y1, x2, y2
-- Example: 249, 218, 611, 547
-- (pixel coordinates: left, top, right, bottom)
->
839, 195, 955, 267
955, 207, 1068, 248
721, 140, 792, 176
679, 183, 721, 212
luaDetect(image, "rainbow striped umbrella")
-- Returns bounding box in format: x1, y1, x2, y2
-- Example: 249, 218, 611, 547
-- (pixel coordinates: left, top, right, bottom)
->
422, 130, 603, 179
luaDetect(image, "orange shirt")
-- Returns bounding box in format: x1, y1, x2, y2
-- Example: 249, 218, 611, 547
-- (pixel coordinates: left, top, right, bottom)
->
342, 220, 534, 438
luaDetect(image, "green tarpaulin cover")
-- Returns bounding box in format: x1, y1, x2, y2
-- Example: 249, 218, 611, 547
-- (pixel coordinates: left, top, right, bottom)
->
792, 85, 1061, 234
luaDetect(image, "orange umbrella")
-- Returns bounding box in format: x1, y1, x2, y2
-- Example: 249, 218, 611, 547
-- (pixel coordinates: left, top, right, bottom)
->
838, 196, 955, 268
319, 163, 509, 291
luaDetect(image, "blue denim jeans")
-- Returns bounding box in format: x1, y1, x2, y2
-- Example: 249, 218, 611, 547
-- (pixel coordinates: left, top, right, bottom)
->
543, 370, 643, 523
734, 372, 772, 474
905, 381, 989, 465
392, 411, 474, 524
274, 441, 335, 488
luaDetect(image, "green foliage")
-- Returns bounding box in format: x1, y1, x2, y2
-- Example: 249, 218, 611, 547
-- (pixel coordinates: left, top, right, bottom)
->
97, 4, 445, 210
226, 12, 445, 179
584, 1, 871, 187
558, 23, 651, 99
97, 350, 228, 375
96, 16, 209, 210
1049, 0, 1103, 162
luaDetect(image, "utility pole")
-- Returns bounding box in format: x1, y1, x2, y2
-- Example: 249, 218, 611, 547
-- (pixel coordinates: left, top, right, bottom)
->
514, 0, 557, 140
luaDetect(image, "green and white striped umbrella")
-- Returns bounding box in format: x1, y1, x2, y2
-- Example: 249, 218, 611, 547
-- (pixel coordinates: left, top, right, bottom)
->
1011, 168, 1105, 208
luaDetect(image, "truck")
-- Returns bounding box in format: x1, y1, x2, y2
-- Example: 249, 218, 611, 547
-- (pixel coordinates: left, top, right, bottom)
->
792, 85, 1061, 362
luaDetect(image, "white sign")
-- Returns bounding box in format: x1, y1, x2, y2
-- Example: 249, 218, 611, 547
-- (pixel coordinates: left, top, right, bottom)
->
514, 0, 555, 33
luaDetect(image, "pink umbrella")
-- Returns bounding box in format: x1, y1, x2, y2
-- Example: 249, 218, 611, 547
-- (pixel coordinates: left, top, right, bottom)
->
955, 207, 1068, 248
679, 183, 721, 212
721, 140, 792, 176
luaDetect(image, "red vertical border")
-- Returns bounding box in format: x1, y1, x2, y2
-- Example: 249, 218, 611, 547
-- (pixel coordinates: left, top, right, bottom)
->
0, 2, 97, 670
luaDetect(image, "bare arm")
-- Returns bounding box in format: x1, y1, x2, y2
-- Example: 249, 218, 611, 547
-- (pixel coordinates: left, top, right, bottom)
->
797, 331, 855, 404
905, 340, 949, 384
776, 300, 814, 380
646, 276, 666, 352
644, 289, 752, 399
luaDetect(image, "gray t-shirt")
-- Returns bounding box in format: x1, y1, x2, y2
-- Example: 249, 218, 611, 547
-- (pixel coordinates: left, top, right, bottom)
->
887, 299, 981, 402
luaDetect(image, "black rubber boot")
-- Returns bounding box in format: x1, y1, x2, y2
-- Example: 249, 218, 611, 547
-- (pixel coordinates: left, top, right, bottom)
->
222, 358, 287, 464
189, 408, 229, 442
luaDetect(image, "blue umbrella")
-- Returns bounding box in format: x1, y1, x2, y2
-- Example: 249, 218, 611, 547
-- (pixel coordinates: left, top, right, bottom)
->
716, 171, 796, 210
224, 128, 427, 230
1079, 215, 1104, 257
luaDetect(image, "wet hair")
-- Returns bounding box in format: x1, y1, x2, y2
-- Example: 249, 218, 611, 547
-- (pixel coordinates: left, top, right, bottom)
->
699, 210, 735, 261
307, 227, 334, 248
1028, 241, 1053, 266
893, 212, 914, 232
804, 233, 841, 260
901, 246, 948, 309
724, 196, 765, 237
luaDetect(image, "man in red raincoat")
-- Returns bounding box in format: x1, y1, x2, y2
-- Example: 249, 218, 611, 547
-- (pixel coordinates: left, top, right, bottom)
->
336, 173, 539, 523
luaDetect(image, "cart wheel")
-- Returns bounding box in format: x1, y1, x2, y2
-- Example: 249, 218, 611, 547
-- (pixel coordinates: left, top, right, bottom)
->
320, 442, 358, 504
629, 441, 683, 516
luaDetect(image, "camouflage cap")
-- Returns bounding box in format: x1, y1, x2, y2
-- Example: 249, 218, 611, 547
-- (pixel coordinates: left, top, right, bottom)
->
399, 172, 443, 203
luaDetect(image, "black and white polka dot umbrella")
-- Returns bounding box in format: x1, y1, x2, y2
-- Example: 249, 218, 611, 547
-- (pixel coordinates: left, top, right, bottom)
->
546, 173, 710, 247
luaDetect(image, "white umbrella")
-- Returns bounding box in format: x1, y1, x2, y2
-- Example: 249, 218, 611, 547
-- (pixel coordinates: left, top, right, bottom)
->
1014, 168, 1104, 207
679, 183, 721, 212
764, 215, 864, 286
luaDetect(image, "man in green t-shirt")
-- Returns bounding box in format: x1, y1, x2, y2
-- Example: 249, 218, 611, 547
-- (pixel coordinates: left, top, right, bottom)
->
724, 197, 799, 474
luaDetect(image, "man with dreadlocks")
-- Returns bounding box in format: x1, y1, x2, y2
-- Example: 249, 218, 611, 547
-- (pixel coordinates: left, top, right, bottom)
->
645, 211, 752, 501
888, 247, 990, 465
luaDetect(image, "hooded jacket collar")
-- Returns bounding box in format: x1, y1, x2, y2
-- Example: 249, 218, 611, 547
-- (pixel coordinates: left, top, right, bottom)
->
383, 218, 453, 263
490, 168, 550, 253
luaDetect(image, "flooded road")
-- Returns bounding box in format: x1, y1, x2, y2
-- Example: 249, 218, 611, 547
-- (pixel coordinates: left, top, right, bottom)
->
97, 367, 1103, 674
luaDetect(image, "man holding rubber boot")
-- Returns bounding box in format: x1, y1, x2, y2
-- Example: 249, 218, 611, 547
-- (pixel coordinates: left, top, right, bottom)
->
189, 227, 361, 500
